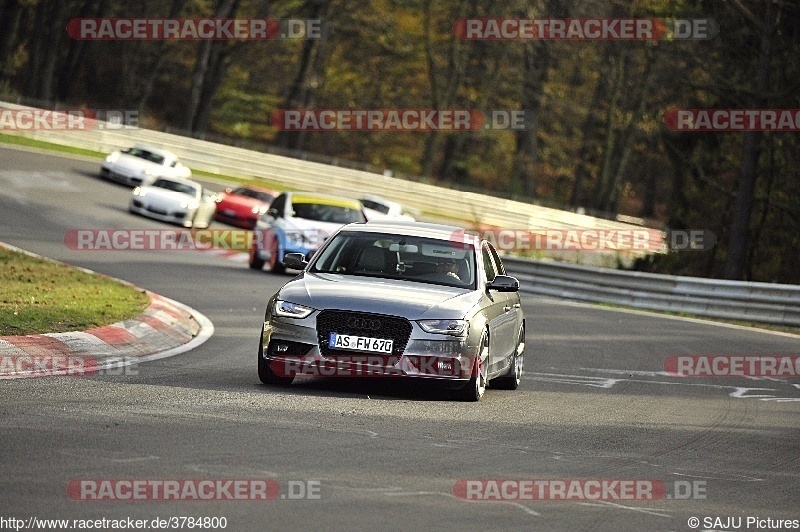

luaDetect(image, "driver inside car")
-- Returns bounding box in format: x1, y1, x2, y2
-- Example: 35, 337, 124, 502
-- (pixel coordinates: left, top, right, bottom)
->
436, 258, 461, 281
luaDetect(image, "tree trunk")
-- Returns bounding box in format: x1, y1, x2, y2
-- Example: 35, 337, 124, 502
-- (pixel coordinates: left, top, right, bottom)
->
723, 1, 775, 280
509, 38, 550, 198
0, 0, 26, 90
185, 0, 239, 135
274, 0, 331, 151
569, 68, 605, 207
420, 0, 469, 177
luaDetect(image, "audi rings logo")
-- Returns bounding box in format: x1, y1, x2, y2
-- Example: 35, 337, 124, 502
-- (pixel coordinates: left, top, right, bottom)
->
346, 317, 381, 331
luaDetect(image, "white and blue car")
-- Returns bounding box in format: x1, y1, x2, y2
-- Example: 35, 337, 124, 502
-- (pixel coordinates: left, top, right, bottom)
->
249, 192, 367, 274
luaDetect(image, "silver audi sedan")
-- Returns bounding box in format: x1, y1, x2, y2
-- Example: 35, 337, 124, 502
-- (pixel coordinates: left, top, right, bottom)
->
257, 221, 525, 401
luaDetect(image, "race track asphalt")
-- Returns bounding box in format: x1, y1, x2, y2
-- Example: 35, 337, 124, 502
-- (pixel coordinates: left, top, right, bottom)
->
1, 146, 798, 531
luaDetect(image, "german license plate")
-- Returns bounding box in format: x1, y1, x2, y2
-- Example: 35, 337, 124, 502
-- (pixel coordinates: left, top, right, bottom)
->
329, 333, 393, 353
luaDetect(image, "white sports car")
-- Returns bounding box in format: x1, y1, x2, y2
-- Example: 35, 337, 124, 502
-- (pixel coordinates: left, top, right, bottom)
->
360, 194, 416, 221
102, 145, 192, 187
129, 177, 217, 228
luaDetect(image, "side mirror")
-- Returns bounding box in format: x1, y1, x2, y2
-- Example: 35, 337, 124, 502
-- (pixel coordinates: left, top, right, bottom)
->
282, 253, 308, 270
486, 275, 519, 292
267, 208, 280, 218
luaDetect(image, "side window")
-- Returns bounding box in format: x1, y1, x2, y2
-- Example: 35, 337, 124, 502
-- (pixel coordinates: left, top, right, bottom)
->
482, 244, 497, 282
487, 242, 506, 276
269, 194, 286, 218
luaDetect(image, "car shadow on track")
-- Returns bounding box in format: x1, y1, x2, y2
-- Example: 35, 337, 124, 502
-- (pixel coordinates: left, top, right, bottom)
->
258, 377, 465, 402
75, 168, 131, 186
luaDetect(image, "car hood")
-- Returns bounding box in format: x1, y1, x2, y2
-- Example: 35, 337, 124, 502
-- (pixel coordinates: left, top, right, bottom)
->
115, 153, 164, 172
218, 194, 264, 211
278, 272, 482, 320
137, 187, 192, 208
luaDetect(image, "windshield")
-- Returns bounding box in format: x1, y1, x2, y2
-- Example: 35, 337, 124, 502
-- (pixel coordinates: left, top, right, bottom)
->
124, 147, 166, 165
235, 187, 275, 202
360, 199, 391, 214
151, 179, 197, 196
292, 202, 366, 223
311, 231, 475, 289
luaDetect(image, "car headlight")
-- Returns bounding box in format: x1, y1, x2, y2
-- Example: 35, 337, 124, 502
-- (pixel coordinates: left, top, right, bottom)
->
418, 319, 469, 336
274, 300, 314, 319
132, 187, 145, 197
180, 200, 200, 210
105, 152, 120, 163
252, 205, 269, 215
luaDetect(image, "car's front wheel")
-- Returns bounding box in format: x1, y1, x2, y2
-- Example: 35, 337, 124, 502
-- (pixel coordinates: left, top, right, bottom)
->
492, 325, 524, 390
455, 331, 488, 402
267, 235, 285, 274
258, 331, 294, 385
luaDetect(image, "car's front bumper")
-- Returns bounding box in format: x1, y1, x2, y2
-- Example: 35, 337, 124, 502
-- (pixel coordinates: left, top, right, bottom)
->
214, 209, 257, 228
102, 164, 156, 187
261, 312, 476, 381
129, 199, 193, 227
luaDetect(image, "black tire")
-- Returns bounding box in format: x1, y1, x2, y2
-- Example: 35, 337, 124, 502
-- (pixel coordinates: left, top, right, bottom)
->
268, 237, 286, 274
258, 331, 294, 385
249, 247, 265, 270
492, 326, 524, 390
455, 331, 488, 402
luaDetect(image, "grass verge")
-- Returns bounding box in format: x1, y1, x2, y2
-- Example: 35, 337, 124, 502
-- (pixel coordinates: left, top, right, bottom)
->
0, 132, 107, 159
0, 248, 150, 336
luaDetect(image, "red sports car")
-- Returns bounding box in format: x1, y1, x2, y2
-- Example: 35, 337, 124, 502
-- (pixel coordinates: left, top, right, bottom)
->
213, 185, 279, 228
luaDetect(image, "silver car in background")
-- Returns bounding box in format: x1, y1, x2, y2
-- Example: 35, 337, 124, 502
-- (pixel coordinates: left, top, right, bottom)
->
257, 221, 525, 401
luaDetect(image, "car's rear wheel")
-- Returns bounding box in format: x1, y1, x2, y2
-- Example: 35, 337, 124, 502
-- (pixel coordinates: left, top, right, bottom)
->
249, 247, 265, 270
267, 236, 285, 274
492, 325, 524, 390
258, 331, 294, 385
456, 331, 488, 402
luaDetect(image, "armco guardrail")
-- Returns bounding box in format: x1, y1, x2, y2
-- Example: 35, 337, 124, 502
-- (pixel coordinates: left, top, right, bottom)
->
0, 101, 663, 264
4, 103, 795, 326
503, 257, 800, 327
